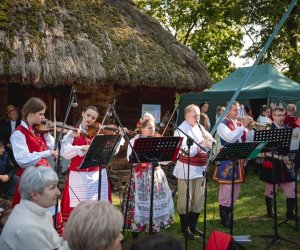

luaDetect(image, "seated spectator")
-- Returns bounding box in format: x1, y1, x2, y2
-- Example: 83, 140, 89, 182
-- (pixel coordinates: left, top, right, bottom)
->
257, 105, 272, 127
127, 234, 183, 250
0, 140, 18, 199
0, 198, 12, 234
1, 105, 21, 168
284, 104, 300, 128
63, 200, 123, 250
0, 166, 62, 249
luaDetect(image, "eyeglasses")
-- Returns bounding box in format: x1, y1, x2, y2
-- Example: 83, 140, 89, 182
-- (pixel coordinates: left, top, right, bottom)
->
273, 114, 285, 117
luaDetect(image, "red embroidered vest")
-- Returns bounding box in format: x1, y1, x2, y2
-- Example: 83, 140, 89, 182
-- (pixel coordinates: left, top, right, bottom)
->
15, 125, 50, 176
68, 133, 98, 172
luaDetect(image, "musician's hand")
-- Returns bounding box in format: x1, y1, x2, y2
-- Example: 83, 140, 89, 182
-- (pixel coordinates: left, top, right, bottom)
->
81, 145, 90, 151
50, 150, 58, 159
0, 175, 9, 182
201, 139, 212, 149
71, 128, 81, 138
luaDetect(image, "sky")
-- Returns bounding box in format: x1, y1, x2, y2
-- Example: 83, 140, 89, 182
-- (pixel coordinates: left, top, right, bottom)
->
229, 34, 255, 68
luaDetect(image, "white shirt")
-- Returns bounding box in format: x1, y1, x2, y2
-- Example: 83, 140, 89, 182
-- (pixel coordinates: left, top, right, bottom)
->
217, 118, 245, 143
10, 120, 17, 133
173, 121, 214, 180
257, 115, 272, 125
10, 121, 54, 168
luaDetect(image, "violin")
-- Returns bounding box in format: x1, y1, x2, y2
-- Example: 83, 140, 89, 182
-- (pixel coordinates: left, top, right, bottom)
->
86, 121, 120, 137
33, 120, 78, 134
85, 121, 137, 138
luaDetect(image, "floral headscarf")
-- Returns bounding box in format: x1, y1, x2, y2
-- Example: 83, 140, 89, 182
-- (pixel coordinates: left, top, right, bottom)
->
136, 112, 155, 130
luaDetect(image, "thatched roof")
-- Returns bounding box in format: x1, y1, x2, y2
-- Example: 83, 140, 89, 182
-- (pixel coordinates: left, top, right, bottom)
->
0, 0, 212, 91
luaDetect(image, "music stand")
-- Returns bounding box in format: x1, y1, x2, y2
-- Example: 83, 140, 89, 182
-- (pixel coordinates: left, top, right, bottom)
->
79, 134, 122, 200
130, 136, 183, 234
254, 128, 300, 249
277, 127, 300, 230
214, 142, 266, 236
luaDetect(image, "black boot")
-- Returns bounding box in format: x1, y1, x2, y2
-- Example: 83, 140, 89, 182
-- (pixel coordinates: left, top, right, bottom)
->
219, 205, 231, 229
179, 214, 195, 240
286, 198, 298, 220
189, 212, 204, 236
265, 196, 274, 218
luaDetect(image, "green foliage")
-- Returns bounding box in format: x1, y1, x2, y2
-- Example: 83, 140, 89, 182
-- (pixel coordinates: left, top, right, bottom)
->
135, 0, 245, 82
241, 0, 300, 82
135, 0, 300, 83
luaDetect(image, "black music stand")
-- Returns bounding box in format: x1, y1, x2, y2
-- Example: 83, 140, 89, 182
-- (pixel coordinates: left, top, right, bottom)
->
129, 136, 182, 234
79, 134, 122, 200
214, 142, 265, 236
254, 128, 300, 249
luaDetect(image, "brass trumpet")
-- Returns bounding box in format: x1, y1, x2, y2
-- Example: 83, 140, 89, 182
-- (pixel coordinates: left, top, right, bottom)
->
253, 121, 271, 130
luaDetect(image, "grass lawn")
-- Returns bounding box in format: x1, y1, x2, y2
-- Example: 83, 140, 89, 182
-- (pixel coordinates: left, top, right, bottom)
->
112, 165, 300, 249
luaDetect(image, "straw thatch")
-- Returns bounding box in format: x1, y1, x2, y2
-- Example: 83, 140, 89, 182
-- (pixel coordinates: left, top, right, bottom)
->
0, 0, 212, 91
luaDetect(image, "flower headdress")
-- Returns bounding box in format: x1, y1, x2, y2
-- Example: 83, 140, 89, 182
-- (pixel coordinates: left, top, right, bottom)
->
136, 112, 155, 130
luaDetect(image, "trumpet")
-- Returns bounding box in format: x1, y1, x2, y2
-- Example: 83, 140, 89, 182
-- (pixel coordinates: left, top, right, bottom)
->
252, 121, 271, 130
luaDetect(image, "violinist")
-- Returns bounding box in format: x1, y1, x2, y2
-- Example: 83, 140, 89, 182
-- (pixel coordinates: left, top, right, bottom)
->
173, 104, 214, 240
121, 113, 174, 238
9, 97, 64, 235
60, 105, 124, 223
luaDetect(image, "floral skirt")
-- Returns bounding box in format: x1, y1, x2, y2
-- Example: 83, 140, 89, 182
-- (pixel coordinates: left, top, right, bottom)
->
121, 165, 174, 232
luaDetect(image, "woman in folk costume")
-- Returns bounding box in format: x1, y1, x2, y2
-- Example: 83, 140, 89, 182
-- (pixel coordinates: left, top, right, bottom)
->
60, 105, 124, 223
10, 97, 64, 235
213, 101, 248, 229
122, 113, 174, 238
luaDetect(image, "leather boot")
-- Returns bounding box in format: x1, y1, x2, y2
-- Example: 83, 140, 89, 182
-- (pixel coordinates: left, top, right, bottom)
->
219, 205, 231, 229
265, 196, 274, 218
286, 198, 298, 220
189, 212, 204, 236
179, 214, 195, 240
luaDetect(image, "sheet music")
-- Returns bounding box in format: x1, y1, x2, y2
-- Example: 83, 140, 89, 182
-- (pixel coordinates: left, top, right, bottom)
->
290, 128, 300, 151
69, 169, 108, 207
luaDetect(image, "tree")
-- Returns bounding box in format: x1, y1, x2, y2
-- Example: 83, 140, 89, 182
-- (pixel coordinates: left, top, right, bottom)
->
241, 0, 300, 82
135, 0, 245, 82
136, 0, 300, 83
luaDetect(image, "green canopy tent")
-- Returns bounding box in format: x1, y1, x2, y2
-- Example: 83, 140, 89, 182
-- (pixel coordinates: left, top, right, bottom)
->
179, 63, 300, 127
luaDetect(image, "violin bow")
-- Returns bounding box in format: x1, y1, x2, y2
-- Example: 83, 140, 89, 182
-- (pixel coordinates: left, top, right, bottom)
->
53, 98, 57, 141
161, 102, 179, 136
96, 102, 113, 135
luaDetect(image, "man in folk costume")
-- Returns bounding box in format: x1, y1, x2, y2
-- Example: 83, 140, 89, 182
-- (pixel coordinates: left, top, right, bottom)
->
173, 104, 215, 240
260, 106, 298, 220
213, 101, 247, 228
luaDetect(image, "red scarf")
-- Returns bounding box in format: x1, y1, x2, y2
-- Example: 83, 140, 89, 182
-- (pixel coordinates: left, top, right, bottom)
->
226, 116, 246, 142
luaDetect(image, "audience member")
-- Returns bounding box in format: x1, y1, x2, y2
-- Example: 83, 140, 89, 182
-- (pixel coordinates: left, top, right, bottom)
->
257, 105, 272, 127
127, 234, 183, 250
215, 106, 225, 122
0, 166, 62, 249
0, 198, 11, 234
0, 140, 18, 199
199, 102, 211, 131
284, 104, 300, 128
0, 105, 21, 168
63, 200, 123, 250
